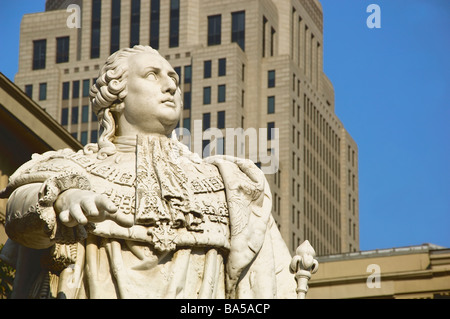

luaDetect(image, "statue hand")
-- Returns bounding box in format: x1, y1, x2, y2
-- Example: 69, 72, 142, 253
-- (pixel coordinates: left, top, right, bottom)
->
55, 189, 133, 228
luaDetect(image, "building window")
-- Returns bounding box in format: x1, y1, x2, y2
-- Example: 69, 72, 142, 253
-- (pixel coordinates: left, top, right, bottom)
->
270, 27, 276, 56
91, 0, 102, 59
262, 16, 267, 57
274, 193, 278, 212
25, 85, 33, 98
92, 111, 98, 123
82, 105, 90, 123
202, 139, 210, 157
218, 85, 226, 103
71, 132, 78, 139
208, 15, 221, 46
292, 233, 296, 252
203, 87, 211, 105
268, 70, 275, 87
267, 122, 275, 140
292, 205, 296, 223
231, 11, 245, 51
292, 152, 295, 169
169, 0, 180, 48
91, 130, 98, 143
110, 0, 121, 54
72, 106, 79, 124
218, 58, 226, 76
217, 111, 225, 129
39, 83, 47, 101
184, 65, 192, 84
62, 82, 70, 100
268, 96, 275, 114
150, 0, 160, 49
183, 91, 191, 110
267, 96, 275, 114
82, 79, 90, 97
183, 117, 191, 132
174, 66, 181, 82
130, 0, 141, 47
203, 113, 211, 131
72, 81, 80, 99
217, 137, 225, 155
81, 131, 88, 146
33, 39, 47, 70
56, 36, 70, 63
61, 108, 69, 126
204, 60, 211, 78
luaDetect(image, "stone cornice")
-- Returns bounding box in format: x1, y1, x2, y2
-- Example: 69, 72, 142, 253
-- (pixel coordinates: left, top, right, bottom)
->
299, 0, 323, 33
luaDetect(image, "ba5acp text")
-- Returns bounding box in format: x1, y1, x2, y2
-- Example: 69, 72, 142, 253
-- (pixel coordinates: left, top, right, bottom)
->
225, 303, 270, 314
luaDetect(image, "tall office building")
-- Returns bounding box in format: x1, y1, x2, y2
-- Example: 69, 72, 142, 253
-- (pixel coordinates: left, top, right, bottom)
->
15, 0, 359, 255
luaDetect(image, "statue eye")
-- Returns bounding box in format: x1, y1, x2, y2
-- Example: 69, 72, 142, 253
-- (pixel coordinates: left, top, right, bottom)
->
171, 76, 179, 86
146, 72, 157, 80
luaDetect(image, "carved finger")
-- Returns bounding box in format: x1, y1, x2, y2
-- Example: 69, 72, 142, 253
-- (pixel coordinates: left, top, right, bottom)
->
105, 211, 134, 228
59, 210, 78, 227
70, 204, 88, 225
94, 195, 118, 214
80, 198, 107, 223
80, 198, 100, 217
93, 195, 133, 227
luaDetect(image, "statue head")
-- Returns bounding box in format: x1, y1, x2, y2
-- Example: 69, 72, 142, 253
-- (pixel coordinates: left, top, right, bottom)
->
88, 45, 183, 158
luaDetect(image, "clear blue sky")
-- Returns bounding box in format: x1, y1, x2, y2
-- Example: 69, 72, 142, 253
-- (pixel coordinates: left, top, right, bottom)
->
0, 1, 449, 251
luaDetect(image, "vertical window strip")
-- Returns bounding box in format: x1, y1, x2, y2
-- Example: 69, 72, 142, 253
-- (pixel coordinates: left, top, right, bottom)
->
91, 0, 101, 59
110, 0, 121, 54
150, 0, 160, 49
130, 0, 141, 47
169, 0, 180, 47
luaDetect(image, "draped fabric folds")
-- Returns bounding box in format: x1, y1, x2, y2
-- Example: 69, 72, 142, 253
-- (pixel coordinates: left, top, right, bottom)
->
0, 135, 297, 299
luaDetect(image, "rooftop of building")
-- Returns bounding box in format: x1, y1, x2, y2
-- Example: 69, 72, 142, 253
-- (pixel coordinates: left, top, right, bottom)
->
0, 72, 82, 153
317, 243, 449, 263
45, 0, 82, 11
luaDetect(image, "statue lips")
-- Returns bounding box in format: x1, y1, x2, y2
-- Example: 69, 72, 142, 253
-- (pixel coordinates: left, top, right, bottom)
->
161, 98, 176, 108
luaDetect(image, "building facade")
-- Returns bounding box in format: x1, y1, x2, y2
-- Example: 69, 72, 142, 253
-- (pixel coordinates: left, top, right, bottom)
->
14, 0, 359, 255
308, 244, 450, 299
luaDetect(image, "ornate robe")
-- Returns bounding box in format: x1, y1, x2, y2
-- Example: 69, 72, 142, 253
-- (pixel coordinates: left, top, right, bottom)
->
0, 135, 296, 299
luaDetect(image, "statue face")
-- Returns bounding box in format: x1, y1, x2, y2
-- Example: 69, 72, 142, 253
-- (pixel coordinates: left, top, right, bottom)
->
120, 51, 182, 136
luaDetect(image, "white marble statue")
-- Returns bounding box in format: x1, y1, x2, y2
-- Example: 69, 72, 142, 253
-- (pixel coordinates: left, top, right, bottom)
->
0, 45, 317, 299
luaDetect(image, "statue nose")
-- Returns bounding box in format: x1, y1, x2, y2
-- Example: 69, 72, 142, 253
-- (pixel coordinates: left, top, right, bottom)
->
161, 75, 177, 95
